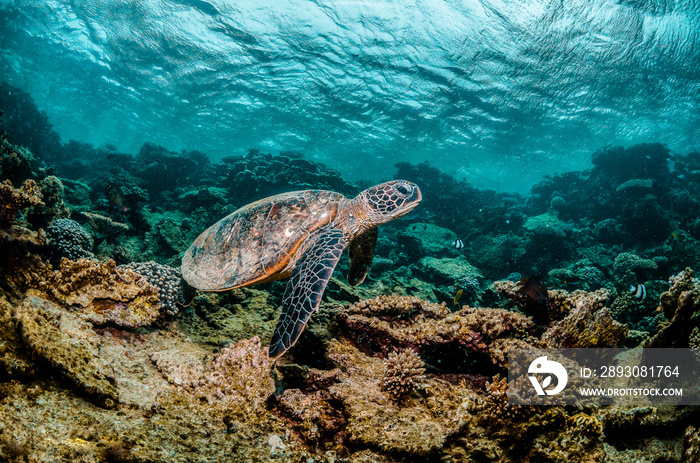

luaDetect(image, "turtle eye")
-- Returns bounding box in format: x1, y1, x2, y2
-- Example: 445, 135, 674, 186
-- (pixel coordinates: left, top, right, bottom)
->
396, 184, 409, 195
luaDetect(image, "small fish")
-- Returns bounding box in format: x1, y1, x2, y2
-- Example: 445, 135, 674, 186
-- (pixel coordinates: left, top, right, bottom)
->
453, 289, 464, 306
629, 283, 646, 299
105, 183, 130, 212
452, 239, 464, 250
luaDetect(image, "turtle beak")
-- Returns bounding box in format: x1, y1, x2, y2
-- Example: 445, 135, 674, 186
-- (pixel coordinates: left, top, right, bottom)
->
409, 185, 422, 205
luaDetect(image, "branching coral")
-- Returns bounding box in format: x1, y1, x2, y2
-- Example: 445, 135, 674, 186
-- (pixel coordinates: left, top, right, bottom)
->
0, 179, 43, 228
381, 348, 426, 398
613, 252, 657, 278
567, 412, 603, 437
27, 175, 70, 225
479, 373, 534, 422
0, 138, 36, 182
683, 426, 700, 463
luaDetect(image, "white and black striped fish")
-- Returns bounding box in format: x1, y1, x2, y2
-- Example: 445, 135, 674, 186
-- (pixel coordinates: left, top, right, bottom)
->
452, 239, 464, 250
629, 283, 646, 299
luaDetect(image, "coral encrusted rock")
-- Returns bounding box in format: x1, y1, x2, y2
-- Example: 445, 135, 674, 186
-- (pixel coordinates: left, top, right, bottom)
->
185, 336, 275, 410
12, 291, 119, 405
543, 289, 628, 348
338, 295, 536, 368
326, 338, 474, 456
49, 258, 161, 327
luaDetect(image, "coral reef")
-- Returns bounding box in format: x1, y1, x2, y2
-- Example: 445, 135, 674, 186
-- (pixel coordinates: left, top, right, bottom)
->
683, 426, 700, 463
468, 233, 527, 275
1, 137, 37, 182
480, 373, 534, 421
493, 280, 628, 347
133, 142, 207, 202
324, 338, 473, 455
25, 175, 70, 227
381, 348, 426, 398
222, 149, 357, 203
0, 83, 62, 159
523, 211, 573, 238
613, 252, 658, 279
591, 143, 670, 182
178, 287, 278, 348
2, 92, 699, 462
417, 255, 483, 285
396, 222, 460, 258
184, 336, 275, 409
10, 292, 120, 405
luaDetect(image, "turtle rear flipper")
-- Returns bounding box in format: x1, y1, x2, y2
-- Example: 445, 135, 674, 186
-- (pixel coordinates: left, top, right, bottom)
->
347, 227, 377, 286
268, 229, 347, 359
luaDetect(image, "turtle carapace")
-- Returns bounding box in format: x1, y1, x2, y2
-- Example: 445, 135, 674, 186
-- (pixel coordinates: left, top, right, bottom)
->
181, 180, 422, 359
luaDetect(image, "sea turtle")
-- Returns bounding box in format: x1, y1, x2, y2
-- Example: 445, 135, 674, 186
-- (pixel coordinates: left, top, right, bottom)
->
181, 180, 421, 359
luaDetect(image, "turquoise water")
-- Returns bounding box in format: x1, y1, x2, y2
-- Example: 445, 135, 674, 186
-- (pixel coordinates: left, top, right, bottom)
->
1, 0, 698, 192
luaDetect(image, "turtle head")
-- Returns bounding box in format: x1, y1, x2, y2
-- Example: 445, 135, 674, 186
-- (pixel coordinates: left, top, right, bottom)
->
358, 180, 422, 225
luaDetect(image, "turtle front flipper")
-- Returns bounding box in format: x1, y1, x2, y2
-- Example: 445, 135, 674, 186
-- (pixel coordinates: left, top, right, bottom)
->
347, 227, 378, 286
268, 229, 347, 360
